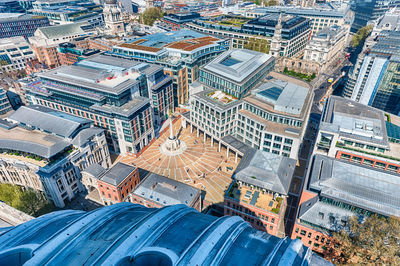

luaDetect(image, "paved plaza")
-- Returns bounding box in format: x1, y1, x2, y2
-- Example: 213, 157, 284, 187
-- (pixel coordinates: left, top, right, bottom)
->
118, 117, 241, 205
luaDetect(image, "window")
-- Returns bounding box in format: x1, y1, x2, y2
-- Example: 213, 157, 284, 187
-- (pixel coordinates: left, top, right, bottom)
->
308, 232, 312, 238
295, 228, 299, 233
274, 136, 282, 142
271, 218, 275, 224
114, 196, 118, 201
284, 138, 293, 145
316, 235, 320, 241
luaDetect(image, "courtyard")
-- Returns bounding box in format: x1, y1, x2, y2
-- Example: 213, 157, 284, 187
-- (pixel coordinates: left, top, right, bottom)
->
118, 117, 241, 206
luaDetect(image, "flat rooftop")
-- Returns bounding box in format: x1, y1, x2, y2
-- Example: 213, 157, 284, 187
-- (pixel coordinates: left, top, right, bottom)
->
252, 79, 310, 116
129, 30, 206, 47
132, 173, 200, 206
38, 55, 152, 94
308, 155, 400, 217
320, 96, 389, 147
202, 49, 274, 84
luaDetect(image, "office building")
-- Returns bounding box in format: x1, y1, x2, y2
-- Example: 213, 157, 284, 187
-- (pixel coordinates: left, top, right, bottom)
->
237, 74, 313, 159
0, 0, 25, 13
25, 54, 174, 155
291, 154, 400, 253
199, 49, 275, 99
0, 36, 35, 73
111, 30, 229, 105
187, 14, 311, 58
0, 13, 49, 39
0, 87, 12, 115
245, 2, 354, 35
30, 0, 104, 27
225, 149, 296, 236
0, 203, 331, 265
0, 105, 111, 208
96, 162, 139, 205
129, 172, 202, 211
29, 22, 94, 68
303, 25, 348, 66
315, 96, 400, 175
350, 0, 400, 32
161, 12, 201, 31
190, 70, 313, 160
57, 42, 100, 66
347, 31, 400, 115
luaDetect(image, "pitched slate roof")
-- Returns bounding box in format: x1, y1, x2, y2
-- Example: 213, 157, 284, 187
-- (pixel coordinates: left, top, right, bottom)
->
38, 22, 88, 39
99, 162, 136, 186
233, 148, 295, 195
8, 105, 92, 139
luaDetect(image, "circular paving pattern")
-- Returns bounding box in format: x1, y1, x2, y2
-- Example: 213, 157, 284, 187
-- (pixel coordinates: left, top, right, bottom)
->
119, 118, 241, 204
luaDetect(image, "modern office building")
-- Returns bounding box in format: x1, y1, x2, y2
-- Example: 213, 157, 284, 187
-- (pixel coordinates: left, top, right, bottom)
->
199, 49, 275, 99
0, 0, 25, 13
161, 12, 201, 31
291, 154, 400, 253
0, 105, 111, 208
0, 36, 36, 73
0, 13, 49, 39
29, 0, 104, 27
224, 148, 296, 236
24, 54, 174, 155
29, 22, 94, 68
350, 0, 400, 32
245, 2, 354, 35
237, 74, 313, 159
96, 162, 140, 205
110, 30, 229, 105
0, 203, 331, 266
190, 70, 313, 160
187, 14, 311, 58
347, 31, 400, 115
315, 96, 400, 175
0, 87, 12, 115
57, 42, 100, 65
129, 172, 202, 211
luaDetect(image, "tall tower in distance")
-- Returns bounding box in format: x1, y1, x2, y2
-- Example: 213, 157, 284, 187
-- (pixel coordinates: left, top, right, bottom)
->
146, 0, 154, 9
270, 12, 283, 58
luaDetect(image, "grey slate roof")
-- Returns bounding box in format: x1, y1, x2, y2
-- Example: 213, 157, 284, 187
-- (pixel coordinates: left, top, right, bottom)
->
8, 105, 92, 139
83, 163, 106, 179
100, 162, 136, 186
308, 154, 400, 217
0, 138, 69, 159
72, 127, 104, 147
38, 22, 89, 39
233, 148, 296, 195
132, 173, 200, 206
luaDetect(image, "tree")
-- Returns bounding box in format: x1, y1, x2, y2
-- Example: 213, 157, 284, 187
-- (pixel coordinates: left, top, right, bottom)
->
141, 7, 163, 26
351, 24, 373, 48
0, 184, 53, 217
324, 215, 400, 265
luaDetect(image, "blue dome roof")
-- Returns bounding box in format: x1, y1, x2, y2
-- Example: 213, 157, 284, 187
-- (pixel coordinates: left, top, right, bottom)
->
0, 203, 330, 265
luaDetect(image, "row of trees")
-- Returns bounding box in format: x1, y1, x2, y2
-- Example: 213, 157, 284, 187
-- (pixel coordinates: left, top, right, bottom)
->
0, 184, 54, 217
351, 24, 373, 48
324, 215, 400, 265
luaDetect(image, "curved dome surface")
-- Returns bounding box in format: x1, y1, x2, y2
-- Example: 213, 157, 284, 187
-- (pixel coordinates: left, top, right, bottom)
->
0, 203, 330, 265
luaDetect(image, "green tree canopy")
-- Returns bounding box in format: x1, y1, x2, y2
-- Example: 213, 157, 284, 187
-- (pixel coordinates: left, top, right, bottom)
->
141, 7, 163, 26
324, 215, 400, 265
351, 24, 373, 48
0, 184, 53, 217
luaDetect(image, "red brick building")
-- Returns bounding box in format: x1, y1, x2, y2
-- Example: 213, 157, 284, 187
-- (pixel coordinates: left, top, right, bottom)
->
223, 149, 296, 236
97, 162, 139, 205
129, 173, 202, 211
